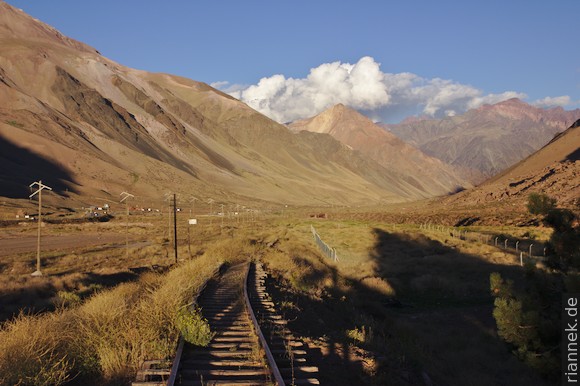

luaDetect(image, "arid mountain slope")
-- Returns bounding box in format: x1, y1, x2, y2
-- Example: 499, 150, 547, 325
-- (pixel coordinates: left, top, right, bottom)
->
289, 104, 470, 197
446, 119, 580, 207
383, 99, 580, 179
0, 1, 439, 206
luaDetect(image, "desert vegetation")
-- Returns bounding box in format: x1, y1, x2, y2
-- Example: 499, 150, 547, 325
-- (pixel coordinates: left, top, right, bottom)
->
0, 251, 220, 385
251, 217, 551, 385
0, 208, 273, 385
491, 194, 580, 380
0, 199, 574, 385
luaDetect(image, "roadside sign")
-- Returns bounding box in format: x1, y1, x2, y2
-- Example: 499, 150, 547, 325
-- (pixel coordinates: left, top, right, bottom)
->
188, 219, 197, 225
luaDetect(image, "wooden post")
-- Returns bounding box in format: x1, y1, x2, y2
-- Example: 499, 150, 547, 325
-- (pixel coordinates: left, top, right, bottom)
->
36, 184, 42, 273
173, 194, 178, 264
187, 213, 192, 258
29, 180, 52, 277
125, 199, 129, 258
120, 192, 134, 260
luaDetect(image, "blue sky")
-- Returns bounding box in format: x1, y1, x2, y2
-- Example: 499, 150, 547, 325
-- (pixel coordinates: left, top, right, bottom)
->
7, 0, 580, 123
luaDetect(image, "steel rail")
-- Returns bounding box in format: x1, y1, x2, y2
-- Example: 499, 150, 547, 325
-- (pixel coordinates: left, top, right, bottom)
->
244, 262, 286, 386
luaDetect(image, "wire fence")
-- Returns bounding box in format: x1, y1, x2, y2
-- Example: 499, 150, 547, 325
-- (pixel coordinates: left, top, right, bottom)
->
311, 225, 339, 262
419, 223, 547, 266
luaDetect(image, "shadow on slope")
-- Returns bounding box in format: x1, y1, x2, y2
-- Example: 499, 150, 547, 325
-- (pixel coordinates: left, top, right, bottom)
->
0, 269, 141, 322
367, 228, 548, 386
566, 147, 580, 161
0, 134, 77, 198
263, 226, 548, 385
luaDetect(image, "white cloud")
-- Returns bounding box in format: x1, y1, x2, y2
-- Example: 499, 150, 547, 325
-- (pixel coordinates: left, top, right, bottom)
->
532, 95, 572, 108
214, 56, 539, 123
210, 81, 229, 89
210, 81, 248, 94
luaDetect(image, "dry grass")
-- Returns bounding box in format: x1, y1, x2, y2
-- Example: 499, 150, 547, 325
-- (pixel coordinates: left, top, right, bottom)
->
0, 252, 221, 385
0, 204, 552, 385
0, 214, 269, 386
0, 212, 231, 321
259, 218, 548, 386
0, 312, 72, 386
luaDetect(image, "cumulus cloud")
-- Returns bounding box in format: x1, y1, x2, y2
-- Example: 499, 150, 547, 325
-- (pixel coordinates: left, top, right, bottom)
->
210, 81, 247, 94
210, 81, 229, 89
532, 95, 572, 108
219, 56, 532, 123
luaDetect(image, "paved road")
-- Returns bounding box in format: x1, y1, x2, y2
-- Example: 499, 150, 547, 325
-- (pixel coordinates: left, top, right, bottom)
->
0, 233, 138, 256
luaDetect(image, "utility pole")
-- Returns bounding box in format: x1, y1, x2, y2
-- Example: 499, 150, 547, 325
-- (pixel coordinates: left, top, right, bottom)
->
164, 193, 173, 242
29, 180, 52, 277
189, 196, 198, 217
188, 196, 198, 258
207, 198, 214, 225
120, 191, 134, 259
173, 193, 178, 264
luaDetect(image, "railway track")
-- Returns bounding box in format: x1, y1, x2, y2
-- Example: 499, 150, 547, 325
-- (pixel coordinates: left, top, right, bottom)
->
133, 261, 319, 386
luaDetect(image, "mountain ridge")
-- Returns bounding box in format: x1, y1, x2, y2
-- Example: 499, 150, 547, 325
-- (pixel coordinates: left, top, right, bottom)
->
383, 98, 580, 178
289, 104, 471, 196
445, 119, 580, 208
0, 1, 454, 206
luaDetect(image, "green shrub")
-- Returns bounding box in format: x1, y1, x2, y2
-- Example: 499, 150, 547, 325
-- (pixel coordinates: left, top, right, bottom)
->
175, 306, 214, 346
526, 193, 556, 215
55, 290, 81, 308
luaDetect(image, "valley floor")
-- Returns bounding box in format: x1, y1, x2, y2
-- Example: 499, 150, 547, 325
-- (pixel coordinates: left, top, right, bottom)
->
0, 202, 555, 385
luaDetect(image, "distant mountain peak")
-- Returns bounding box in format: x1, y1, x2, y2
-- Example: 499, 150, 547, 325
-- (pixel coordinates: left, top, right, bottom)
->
324, 103, 371, 121
476, 97, 529, 113
497, 97, 525, 106
324, 103, 355, 116
387, 98, 580, 178
399, 115, 432, 125
289, 104, 470, 197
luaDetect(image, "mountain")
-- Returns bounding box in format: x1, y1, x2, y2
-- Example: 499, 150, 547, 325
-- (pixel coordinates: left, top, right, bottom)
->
446, 119, 580, 208
383, 98, 580, 180
289, 104, 470, 197
0, 1, 452, 207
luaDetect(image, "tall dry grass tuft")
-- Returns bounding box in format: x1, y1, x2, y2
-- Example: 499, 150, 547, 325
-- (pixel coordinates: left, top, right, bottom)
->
0, 312, 72, 386
0, 253, 221, 385
202, 237, 260, 265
